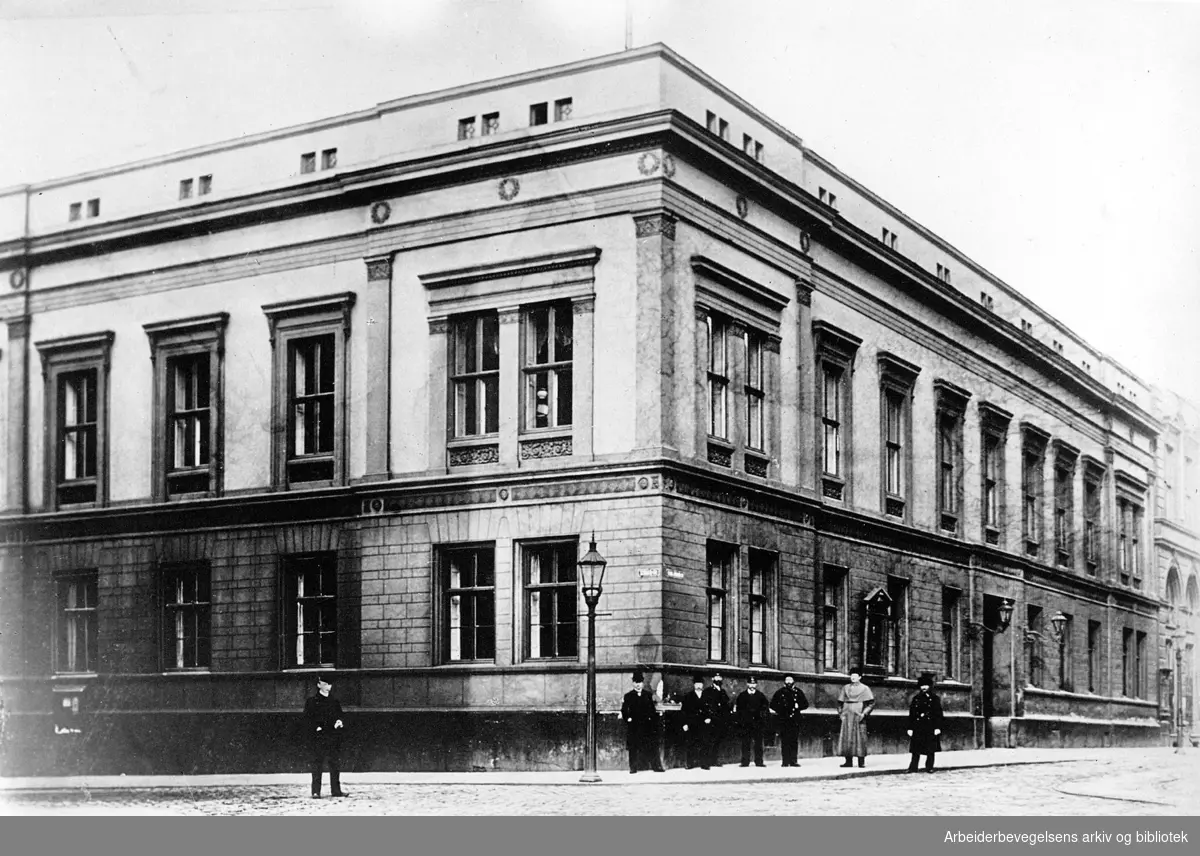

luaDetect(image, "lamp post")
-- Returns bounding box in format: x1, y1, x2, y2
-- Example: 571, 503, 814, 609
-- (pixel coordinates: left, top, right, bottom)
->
1174, 636, 1186, 754
578, 534, 608, 783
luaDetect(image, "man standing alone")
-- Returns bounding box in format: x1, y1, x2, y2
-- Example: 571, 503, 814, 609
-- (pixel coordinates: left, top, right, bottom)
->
621, 671, 664, 773
304, 676, 347, 798
733, 676, 770, 767
769, 674, 809, 767
906, 672, 944, 773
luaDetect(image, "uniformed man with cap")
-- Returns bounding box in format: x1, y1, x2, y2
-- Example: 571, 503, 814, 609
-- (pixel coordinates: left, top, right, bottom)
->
701, 672, 732, 767
733, 676, 771, 767
906, 672, 944, 773
303, 675, 347, 798
621, 670, 665, 773
680, 674, 713, 769
769, 674, 810, 767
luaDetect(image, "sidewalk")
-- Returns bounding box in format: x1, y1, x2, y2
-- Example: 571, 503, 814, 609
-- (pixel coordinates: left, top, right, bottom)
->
0, 746, 1175, 791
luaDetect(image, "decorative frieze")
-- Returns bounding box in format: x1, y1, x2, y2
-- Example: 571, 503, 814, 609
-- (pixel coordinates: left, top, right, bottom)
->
448, 445, 499, 467
707, 444, 732, 467
744, 454, 768, 478
365, 256, 392, 281
519, 437, 573, 459
634, 212, 676, 240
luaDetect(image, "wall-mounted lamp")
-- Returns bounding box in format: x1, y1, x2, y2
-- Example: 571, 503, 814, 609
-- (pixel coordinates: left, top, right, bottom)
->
966, 597, 1014, 640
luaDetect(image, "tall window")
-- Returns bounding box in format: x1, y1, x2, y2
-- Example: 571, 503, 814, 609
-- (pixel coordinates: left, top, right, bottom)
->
1053, 446, 1077, 568
1135, 631, 1146, 698
706, 315, 729, 439
1117, 498, 1143, 588
263, 294, 354, 489
523, 540, 578, 660
452, 313, 500, 438
523, 302, 572, 431
745, 332, 765, 451
887, 576, 909, 676
935, 381, 969, 534
38, 331, 114, 509
884, 391, 904, 498
1026, 605, 1044, 687
748, 549, 774, 666
878, 352, 919, 519
441, 545, 496, 662
1083, 467, 1102, 576
56, 571, 98, 674
822, 367, 842, 477
983, 434, 1002, 531
163, 562, 211, 670
942, 587, 961, 679
283, 554, 337, 668
706, 542, 734, 661
169, 355, 210, 483
1087, 619, 1101, 693
1121, 627, 1133, 696
1058, 612, 1073, 691
822, 566, 847, 672
1021, 427, 1048, 557
979, 403, 1011, 545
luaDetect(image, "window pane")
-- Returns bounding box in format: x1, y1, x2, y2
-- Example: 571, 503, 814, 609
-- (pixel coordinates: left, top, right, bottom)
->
555, 368, 572, 427
480, 315, 499, 372
483, 376, 499, 434
554, 305, 573, 362
530, 306, 550, 364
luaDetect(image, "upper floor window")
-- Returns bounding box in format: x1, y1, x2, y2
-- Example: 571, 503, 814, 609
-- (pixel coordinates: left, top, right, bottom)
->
523, 302, 573, 431
37, 331, 114, 509
457, 116, 477, 140
936, 263, 951, 283
68, 202, 82, 222
529, 102, 548, 126
452, 312, 500, 438
321, 148, 337, 170
263, 293, 355, 489
706, 314, 729, 440
198, 174, 212, 195
980, 291, 994, 310
282, 554, 337, 669
822, 366, 843, 477
934, 380, 970, 535
554, 98, 572, 121
1021, 424, 1049, 558
162, 562, 211, 671
813, 322, 861, 502
1082, 458, 1104, 577
1117, 498, 1144, 589
179, 178, 193, 200
878, 353, 919, 519
144, 313, 228, 501
1021, 318, 1034, 335
706, 541, 734, 662
1053, 442, 1078, 568
56, 570, 98, 674
481, 112, 500, 136
979, 402, 1012, 546
745, 331, 765, 451
86, 198, 100, 218
523, 540, 578, 660
300, 152, 316, 174
440, 544, 496, 662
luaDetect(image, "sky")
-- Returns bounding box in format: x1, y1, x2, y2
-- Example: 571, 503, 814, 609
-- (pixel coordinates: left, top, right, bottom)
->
1, 0, 1197, 403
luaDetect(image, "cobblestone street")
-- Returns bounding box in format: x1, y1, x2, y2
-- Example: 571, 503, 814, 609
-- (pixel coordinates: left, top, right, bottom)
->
4, 752, 1197, 815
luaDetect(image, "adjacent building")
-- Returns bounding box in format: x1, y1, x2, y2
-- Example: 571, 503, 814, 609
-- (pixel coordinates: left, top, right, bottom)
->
0, 44, 1189, 775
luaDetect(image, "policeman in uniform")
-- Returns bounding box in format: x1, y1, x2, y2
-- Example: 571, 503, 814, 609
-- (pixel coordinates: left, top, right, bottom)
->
621, 671, 664, 773
733, 676, 771, 767
906, 671, 944, 773
680, 674, 713, 769
702, 672, 732, 767
769, 674, 809, 767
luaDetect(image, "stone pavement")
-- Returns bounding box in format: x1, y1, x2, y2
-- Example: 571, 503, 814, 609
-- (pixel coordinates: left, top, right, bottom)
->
0, 746, 1182, 793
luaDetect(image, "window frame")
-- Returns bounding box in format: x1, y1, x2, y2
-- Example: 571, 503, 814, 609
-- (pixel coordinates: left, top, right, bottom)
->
979, 402, 1012, 545
706, 313, 730, 441
813, 322, 861, 503
280, 553, 338, 670
1087, 618, 1101, 693
161, 561, 212, 672
37, 331, 114, 510
144, 313, 228, 502
1026, 605, 1044, 687
55, 570, 99, 675
1052, 442, 1079, 568
1082, 457, 1105, 577
451, 311, 501, 439
1021, 424, 1050, 558
744, 330, 766, 452
521, 300, 574, 433
821, 565, 848, 673
934, 379, 971, 535
438, 543, 497, 664
262, 293, 355, 490
942, 586, 961, 680
877, 353, 920, 520
521, 538, 579, 661
706, 541, 736, 663
747, 548, 776, 667
1058, 612, 1074, 692
887, 575, 910, 677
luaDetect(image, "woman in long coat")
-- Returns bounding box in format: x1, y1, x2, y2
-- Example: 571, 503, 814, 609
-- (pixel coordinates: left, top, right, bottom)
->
836, 667, 875, 767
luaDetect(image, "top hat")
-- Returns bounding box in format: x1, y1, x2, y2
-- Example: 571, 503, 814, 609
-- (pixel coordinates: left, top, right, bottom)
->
632, 671, 645, 683
918, 672, 936, 687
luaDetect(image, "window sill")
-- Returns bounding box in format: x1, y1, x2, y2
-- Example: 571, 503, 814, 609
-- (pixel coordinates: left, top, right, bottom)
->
884, 494, 905, 518
52, 672, 98, 679
161, 669, 212, 676
285, 479, 334, 491
821, 475, 845, 501
281, 666, 337, 673
984, 526, 1000, 546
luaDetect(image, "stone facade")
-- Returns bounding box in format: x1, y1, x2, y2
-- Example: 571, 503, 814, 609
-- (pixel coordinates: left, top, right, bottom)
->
0, 44, 1188, 775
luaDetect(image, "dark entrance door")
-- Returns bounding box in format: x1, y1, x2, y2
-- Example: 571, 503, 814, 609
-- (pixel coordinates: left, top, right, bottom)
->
981, 595, 1001, 747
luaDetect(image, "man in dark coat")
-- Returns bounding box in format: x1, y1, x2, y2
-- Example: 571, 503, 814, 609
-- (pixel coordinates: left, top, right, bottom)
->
733, 676, 771, 767
769, 674, 809, 767
906, 672, 944, 773
680, 675, 713, 769
621, 671, 664, 773
701, 672, 732, 767
303, 676, 347, 798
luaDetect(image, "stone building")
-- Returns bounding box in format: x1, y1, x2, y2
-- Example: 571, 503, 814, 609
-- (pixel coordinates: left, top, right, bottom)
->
0, 44, 1177, 774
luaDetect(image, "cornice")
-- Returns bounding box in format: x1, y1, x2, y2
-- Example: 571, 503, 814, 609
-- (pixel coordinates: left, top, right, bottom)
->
877, 351, 921, 388
419, 247, 601, 290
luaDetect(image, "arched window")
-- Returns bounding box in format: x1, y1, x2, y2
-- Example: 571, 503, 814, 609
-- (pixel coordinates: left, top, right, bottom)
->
1166, 566, 1182, 625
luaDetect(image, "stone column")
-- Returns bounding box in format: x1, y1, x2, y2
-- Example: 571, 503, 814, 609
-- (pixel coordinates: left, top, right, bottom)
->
633, 211, 676, 454
498, 306, 521, 467
427, 317, 449, 473
6, 315, 29, 511
571, 296, 595, 460
794, 281, 814, 492
363, 255, 393, 481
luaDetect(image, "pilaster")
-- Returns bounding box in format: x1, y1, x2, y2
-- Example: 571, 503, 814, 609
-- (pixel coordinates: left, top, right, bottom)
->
364, 255, 393, 480
633, 211, 676, 454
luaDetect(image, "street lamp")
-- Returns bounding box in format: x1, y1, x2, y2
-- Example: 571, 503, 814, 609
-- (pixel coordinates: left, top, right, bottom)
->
966, 597, 1014, 639
578, 533, 608, 783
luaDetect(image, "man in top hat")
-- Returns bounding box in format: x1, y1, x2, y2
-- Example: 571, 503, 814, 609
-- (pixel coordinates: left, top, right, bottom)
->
621, 670, 664, 773
906, 672, 944, 773
680, 675, 714, 769
769, 674, 809, 767
303, 675, 347, 798
701, 672, 732, 767
733, 676, 771, 767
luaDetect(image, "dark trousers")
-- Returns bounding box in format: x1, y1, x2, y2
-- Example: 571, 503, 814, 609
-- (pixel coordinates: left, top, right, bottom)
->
778, 722, 800, 766
626, 726, 662, 772
685, 726, 711, 768
740, 727, 765, 766
311, 736, 342, 795
908, 751, 935, 771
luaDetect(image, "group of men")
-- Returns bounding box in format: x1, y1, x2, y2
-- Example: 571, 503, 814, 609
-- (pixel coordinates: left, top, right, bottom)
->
622, 671, 812, 772
624, 669, 946, 774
